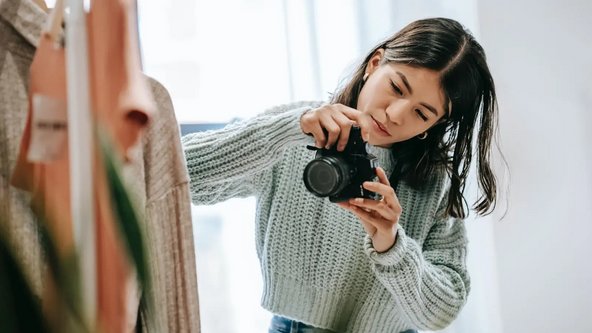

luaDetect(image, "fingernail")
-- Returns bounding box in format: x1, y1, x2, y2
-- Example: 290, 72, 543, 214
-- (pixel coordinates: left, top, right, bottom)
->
354, 198, 363, 203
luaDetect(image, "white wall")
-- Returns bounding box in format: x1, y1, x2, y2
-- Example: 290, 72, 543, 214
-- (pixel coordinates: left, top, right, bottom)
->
478, 1, 592, 332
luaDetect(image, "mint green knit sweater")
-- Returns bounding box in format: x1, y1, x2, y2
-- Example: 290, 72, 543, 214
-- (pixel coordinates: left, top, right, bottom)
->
182, 101, 470, 332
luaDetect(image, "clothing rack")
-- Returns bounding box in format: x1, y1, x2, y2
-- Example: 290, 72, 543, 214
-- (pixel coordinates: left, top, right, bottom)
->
64, 0, 96, 328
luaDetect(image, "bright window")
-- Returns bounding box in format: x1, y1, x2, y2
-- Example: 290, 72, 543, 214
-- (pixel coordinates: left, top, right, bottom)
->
138, 1, 489, 332
138, 1, 362, 331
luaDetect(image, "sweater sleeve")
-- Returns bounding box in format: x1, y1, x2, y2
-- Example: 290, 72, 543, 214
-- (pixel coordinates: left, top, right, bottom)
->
363, 196, 470, 330
182, 101, 320, 205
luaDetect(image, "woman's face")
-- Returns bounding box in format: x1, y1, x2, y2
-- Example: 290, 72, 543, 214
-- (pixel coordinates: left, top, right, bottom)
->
356, 52, 448, 147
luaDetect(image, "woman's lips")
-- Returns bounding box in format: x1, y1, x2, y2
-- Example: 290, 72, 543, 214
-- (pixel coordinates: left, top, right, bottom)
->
371, 116, 391, 137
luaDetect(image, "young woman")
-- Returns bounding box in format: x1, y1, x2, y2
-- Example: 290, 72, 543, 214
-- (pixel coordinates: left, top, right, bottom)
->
182, 17, 499, 333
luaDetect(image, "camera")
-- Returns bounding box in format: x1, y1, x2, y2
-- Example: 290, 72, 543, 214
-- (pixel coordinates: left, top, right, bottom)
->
303, 126, 380, 203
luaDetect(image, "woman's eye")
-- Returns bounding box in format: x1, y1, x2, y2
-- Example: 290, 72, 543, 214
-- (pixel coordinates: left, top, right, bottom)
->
416, 109, 428, 121
390, 81, 403, 96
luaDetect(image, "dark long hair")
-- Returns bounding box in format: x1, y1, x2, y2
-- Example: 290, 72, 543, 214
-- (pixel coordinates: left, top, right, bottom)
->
332, 18, 499, 218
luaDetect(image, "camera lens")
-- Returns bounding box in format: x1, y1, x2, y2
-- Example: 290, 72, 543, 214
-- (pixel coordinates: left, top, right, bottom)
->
303, 156, 351, 197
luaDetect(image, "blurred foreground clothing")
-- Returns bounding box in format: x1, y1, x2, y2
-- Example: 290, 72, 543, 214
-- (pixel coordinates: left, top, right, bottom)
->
0, 0, 201, 331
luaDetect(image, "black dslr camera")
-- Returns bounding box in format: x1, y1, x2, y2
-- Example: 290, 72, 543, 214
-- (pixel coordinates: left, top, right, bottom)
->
303, 126, 380, 202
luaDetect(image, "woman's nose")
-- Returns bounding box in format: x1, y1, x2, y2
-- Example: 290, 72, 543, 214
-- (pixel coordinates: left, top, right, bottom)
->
385, 100, 409, 125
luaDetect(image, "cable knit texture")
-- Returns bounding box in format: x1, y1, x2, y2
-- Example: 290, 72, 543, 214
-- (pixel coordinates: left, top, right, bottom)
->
183, 101, 470, 332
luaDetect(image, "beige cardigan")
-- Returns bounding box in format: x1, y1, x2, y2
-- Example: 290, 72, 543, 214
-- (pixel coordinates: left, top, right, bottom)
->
0, 0, 200, 331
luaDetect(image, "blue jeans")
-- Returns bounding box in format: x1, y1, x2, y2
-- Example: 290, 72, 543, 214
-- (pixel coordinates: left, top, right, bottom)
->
268, 315, 418, 333
268, 316, 335, 333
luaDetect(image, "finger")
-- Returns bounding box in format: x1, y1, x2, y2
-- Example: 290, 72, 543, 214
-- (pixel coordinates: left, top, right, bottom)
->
306, 121, 326, 148
356, 114, 371, 142
336, 202, 353, 210
362, 181, 395, 199
375, 167, 391, 186
331, 112, 354, 151
350, 205, 398, 235
348, 206, 378, 235
363, 182, 402, 215
301, 110, 328, 147
349, 197, 394, 216
363, 181, 401, 210
334, 105, 372, 142
349, 197, 397, 221
362, 127, 370, 142
337, 105, 363, 121
319, 113, 341, 149
349, 205, 384, 228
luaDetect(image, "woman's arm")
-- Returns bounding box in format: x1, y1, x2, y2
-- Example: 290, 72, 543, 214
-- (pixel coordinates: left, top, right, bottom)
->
182, 101, 321, 205
363, 199, 470, 331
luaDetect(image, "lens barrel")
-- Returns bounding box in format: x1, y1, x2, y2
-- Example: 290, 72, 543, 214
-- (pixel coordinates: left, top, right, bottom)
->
303, 156, 351, 197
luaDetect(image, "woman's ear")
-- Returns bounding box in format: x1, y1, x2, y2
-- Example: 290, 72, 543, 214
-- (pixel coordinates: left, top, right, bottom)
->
364, 48, 385, 75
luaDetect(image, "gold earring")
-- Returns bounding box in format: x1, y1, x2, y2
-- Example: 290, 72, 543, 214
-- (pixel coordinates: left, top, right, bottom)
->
418, 132, 428, 140
363, 73, 369, 81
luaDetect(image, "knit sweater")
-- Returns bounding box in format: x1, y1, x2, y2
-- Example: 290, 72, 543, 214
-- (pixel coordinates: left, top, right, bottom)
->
183, 101, 470, 333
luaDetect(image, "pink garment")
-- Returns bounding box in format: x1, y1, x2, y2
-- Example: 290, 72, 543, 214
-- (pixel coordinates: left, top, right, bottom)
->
86, 0, 155, 331
11, 34, 72, 256
87, 0, 155, 160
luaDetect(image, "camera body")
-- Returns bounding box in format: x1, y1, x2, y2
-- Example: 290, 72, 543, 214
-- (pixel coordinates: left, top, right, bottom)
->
303, 126, 380, 203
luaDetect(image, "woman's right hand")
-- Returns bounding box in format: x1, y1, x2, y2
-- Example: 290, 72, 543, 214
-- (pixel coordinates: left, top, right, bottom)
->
300, 104, 369, 152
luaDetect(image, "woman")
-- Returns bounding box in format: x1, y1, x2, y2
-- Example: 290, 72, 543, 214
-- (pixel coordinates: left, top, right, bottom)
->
182, 17, 499, 333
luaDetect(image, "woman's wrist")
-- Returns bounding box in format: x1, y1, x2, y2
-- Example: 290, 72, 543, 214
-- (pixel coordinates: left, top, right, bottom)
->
371, 227, 398, 253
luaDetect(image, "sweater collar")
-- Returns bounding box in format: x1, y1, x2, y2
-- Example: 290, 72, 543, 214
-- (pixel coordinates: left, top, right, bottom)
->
0, 0, 47, 48
367, 144, 395, 177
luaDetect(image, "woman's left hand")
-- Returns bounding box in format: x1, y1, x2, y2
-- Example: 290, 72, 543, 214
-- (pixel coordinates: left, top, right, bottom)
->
337, 167, 402, 253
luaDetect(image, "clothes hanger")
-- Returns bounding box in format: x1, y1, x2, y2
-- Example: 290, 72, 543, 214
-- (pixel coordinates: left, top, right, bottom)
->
42, 0, 65, 43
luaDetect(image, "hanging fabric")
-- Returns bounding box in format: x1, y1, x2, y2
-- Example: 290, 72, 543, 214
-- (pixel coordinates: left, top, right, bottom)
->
85, 0, 156, 331
9, 46, 138, 332
1, 0, 201, 331
86, 0, 155, 160
9, 2, 78, 330
10, 0, 71, 259
0, 0, 48, 300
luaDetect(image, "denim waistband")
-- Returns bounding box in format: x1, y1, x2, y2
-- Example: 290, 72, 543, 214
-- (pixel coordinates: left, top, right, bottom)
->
268, 315, 418, 333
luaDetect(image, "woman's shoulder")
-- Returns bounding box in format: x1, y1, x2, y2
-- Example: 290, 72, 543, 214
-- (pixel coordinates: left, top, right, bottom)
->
262, 100, 325, 115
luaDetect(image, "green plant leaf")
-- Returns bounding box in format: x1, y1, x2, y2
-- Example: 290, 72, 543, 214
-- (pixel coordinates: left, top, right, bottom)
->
99, 133, 150, 297
0, 227, 49, 333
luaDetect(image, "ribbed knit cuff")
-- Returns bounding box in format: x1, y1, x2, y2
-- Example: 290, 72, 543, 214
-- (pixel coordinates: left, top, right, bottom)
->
363, 224, 409, 267
276, 106, 317, 147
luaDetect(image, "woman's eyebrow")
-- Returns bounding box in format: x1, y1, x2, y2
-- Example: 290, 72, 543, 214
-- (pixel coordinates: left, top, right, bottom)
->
420, 103, 439, 116
396, 71, 441, 117
396, 71, 413, 94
